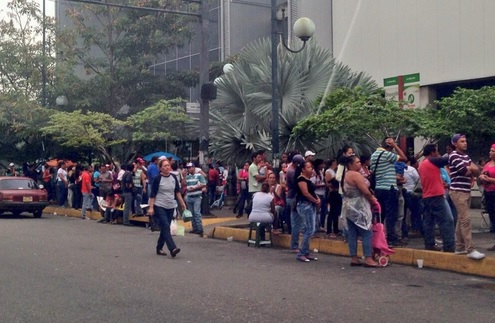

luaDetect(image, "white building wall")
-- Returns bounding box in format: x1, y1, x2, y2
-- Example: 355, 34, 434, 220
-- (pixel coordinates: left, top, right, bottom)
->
294, 0, 333, 53
331, 0, 495, 86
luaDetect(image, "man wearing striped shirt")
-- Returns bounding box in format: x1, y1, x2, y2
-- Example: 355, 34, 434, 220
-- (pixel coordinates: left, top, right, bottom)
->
448, 134, 485, 260
370, 137, 407, 247
185, 162, 207, 235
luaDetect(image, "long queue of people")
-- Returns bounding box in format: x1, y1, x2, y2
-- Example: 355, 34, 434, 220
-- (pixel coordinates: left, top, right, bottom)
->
238, 134, 493, 265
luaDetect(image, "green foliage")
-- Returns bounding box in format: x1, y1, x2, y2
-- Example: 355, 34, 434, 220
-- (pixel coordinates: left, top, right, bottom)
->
416, 86, 495, 140
210, 38, 378, 164
127, 99, 192, 142
41, 110, 127, 160
0, 93, 50, 160
294, 87, 422, 147
56, 0, 196, 116
0, 0, 57, 102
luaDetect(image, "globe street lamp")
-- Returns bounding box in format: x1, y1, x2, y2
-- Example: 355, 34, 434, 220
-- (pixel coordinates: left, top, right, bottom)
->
271, 0, 315, 167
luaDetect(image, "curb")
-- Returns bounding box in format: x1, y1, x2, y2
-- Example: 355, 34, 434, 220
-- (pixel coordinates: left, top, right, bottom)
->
45, 206, 237, 230
211, 225, 495, 278
45, 206, 103, 220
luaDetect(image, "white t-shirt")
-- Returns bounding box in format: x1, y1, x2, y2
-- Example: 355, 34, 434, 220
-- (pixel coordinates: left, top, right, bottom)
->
403, 166, 419, 192
249, 192, 274, 223
57, 168, 67, 182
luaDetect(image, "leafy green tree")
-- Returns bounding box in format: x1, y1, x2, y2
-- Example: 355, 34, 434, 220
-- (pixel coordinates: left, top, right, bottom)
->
416, 86, 495, 140
294, 87, 422, 150
56, 0, 197, 116
0, 94, 51, 161
128, 98, 192, 145
411, 86, 495, 159
40, 110, 127, 162
209, 39, 378, 163
0, 0, 57, 101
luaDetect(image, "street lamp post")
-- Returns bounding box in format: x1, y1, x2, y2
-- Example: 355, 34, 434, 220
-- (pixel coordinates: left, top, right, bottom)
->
42, 0, 46, 107
270, 1, 315, 167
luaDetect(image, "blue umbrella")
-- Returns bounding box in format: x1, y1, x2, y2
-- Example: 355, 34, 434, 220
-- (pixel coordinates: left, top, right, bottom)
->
143, 151, 181, 162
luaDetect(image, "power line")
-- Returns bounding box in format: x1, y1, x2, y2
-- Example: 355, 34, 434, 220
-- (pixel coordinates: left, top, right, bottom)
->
63, 0, 201, 17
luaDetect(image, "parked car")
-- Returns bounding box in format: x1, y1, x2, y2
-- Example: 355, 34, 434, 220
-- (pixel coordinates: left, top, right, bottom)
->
0, 177, 48, 218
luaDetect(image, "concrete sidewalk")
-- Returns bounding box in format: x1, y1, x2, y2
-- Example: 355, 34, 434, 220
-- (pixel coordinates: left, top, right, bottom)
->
208, 206, 495, 278
44, 204, 495, 278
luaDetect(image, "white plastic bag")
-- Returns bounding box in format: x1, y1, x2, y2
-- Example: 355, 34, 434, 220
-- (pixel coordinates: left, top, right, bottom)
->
170, 219, 178, 236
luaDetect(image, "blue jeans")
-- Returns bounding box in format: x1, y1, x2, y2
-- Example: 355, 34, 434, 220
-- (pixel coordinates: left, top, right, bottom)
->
122, 192, 133, 225
57, 181, 67, 206
422, 195, 455, 251
346, 219, 373, 257
133, 187, 143, 215
404, 191, 424, 234
375, 187, 399, 242
296, 201, 316, 257
186, 195, 203, 232
154, 206, 177, 252
235, 188, 248, 216
317, 193, 327, 229
446, 193, 458, 226
208, 184, 216, 206
288, 197, 303, 250
81, 192, 94, 218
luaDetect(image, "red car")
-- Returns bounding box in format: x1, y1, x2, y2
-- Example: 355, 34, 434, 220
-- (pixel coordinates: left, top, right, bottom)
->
0, 177, 48, 218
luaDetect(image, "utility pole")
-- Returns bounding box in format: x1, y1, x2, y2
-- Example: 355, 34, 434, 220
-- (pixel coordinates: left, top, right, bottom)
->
270, 0, 279, 167
199, 0, 210, 165
199, 0, 211, 215
42, 0, 47, 106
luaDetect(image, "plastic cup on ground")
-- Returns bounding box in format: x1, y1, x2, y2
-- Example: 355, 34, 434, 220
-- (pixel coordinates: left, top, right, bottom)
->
417, 259, 424, 268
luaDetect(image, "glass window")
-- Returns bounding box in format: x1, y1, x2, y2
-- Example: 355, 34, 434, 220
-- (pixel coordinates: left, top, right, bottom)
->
178, 57, 191, 71
0, 179, 39, 190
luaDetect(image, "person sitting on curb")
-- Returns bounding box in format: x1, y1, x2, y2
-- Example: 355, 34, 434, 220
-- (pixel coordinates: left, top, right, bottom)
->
249, 182, 276, 241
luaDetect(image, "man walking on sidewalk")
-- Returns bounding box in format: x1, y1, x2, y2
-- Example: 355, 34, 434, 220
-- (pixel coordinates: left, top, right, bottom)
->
185, 162, 206, 235
449, 134, 485, 260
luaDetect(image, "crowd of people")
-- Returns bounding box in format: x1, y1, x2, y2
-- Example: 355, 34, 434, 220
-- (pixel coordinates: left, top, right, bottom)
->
5, 133, 494, 261
238, 134, 493, 264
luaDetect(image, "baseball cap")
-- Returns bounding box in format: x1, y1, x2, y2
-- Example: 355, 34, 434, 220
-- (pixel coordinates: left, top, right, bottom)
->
186, 162, 195, 167
158, 155, 168, 160
9, 162, 14, 167
292, 154, 305, 165
451, 133, 465, 144
136, 157, 145, 164
304, 151, 316, 158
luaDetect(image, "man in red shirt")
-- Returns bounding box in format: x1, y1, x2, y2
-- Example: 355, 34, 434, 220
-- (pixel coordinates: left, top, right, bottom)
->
208, 163, 219, 206
81, 165, 94, 220
418, 144, 455, 252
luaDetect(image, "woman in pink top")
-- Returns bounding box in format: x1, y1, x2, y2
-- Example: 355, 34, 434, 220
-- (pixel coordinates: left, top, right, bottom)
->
479, 144, 495, 235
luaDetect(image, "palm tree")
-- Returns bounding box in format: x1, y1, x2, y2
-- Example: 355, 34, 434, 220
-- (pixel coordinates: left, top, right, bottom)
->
209, 38, 378, 164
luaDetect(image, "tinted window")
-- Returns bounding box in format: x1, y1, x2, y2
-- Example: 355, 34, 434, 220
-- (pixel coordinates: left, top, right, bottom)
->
0, 179, 39, 190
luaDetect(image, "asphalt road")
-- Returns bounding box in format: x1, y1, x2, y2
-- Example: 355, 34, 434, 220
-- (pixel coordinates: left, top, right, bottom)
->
1, 213, 494, 323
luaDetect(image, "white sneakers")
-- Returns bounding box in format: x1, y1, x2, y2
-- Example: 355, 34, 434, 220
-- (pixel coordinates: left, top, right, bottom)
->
454, 250, 467, 255
467, 250, 485, 260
